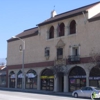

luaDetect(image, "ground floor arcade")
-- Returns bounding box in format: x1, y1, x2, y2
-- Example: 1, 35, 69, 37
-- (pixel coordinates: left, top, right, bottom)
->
8, 64, 100, 92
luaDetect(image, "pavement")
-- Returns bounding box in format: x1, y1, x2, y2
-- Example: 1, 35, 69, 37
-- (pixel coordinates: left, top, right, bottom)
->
0, 87, 72, 97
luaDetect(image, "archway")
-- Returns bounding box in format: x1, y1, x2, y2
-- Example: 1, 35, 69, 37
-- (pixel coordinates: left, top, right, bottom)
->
9, 71, 15, 88
69, 66, 86, 92
41, 69, 54, 91
89, 67, 100, 87
17, 70, 22, 88
25, 69, 37, 89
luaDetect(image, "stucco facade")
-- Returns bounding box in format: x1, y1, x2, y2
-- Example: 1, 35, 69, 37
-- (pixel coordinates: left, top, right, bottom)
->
7, 2, 100, 93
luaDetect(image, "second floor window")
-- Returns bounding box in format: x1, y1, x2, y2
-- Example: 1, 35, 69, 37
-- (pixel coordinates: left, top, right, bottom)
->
45, 47, 50, 57
69, 20, 76, 34
49, 26, 54, 39
72, 47, 79, 56
57, 48, 63, 59
57, 23, 65, 37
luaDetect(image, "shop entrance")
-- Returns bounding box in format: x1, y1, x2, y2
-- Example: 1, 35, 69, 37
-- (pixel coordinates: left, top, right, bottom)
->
69, 66, 86, 92
57, 72, 64, 92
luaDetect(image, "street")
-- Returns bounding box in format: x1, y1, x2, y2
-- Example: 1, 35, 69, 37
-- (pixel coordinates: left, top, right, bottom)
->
0, 90, 92, 100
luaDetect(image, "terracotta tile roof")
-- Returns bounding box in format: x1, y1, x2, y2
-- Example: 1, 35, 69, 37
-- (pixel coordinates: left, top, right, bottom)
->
7, 27, 38, 42
0, 66, 6, 71
38, 2, 100, 26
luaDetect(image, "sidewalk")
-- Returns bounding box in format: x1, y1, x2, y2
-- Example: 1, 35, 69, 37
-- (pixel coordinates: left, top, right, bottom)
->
0, 87, 72, 97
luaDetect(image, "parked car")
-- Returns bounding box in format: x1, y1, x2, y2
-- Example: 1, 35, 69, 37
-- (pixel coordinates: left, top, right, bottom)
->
72, 86, 100, 99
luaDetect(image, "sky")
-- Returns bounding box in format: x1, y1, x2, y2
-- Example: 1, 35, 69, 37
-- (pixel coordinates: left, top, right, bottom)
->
0, 0, 99, 60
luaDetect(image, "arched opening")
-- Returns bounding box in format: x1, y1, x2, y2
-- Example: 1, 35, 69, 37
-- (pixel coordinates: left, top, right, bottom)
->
59, 23, 65, 36
17, 70, 22, 88
69, 66, 86, 92
41, 69, 54, 91
89, 67, 100, 87
25, 69, 37, 89
9, 71, 15, 88
69, 20, 76, 34
49, 26, 54, 39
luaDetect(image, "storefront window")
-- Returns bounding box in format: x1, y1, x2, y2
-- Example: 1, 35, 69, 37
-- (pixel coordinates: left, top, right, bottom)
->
89, 67, 100, 87
17, 70, 22, 88
9, 71, 15, 88
25, 69, 37, 89
69, 66, 86, 92
41, 69, 54, 91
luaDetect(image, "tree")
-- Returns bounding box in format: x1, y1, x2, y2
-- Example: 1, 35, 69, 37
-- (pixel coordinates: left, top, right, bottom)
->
50, 58, 68, 78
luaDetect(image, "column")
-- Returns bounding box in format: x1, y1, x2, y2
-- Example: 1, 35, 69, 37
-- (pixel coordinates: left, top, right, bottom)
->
54, 76, 58, 92
37, 75, 40, 90
15, 74, 17, 88
64, 75, 67, 92
86, 71, 89, 86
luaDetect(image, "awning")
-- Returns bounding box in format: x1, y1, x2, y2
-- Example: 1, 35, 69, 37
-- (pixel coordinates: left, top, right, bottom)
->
10, 74, 15, 78
18, 73, 23, 78
26, 73, 36, 78
0, 71, 6, 76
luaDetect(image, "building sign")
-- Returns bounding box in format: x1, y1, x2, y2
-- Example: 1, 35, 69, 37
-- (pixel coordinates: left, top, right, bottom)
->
41, 76, 54, 79
89, 77, 100, 80
69, 75, 86, 78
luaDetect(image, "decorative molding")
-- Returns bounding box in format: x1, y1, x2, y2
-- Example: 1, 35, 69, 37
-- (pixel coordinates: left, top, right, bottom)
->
56, 39, 65, 48
54, 58, 66, 66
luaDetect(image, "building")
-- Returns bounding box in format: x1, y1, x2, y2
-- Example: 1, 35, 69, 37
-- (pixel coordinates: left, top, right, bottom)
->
7, 2, 100, 92
0, 65, 6, 87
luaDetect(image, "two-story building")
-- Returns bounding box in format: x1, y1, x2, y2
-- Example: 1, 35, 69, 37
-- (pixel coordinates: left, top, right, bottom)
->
7, 1, 100, 93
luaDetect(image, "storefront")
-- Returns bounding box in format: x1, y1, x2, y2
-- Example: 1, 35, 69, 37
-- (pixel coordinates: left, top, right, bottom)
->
41, 69, 54, 91
17, 70, 22, 88
9, 71, 15, 88
89, 67, 100, 87
69, 66, 86, 92
25, 69, 37, 89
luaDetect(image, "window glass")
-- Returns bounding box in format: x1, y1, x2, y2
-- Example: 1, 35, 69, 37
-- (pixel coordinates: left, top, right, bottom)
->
57, 48, 63, 59
69, 20, 76, 34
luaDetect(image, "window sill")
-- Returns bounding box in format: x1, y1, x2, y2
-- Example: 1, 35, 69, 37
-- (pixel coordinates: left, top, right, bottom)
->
67, 33, 77, 37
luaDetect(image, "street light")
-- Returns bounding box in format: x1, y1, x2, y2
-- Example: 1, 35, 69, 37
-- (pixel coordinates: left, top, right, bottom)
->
12, 36, 25, 89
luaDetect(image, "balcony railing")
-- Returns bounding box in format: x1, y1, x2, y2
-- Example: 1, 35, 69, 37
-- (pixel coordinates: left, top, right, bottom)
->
68, 55, 80, 62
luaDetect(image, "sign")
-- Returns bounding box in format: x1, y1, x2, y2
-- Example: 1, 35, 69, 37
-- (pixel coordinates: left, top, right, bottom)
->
69, 75, 86, 78
89, 77, 100, 80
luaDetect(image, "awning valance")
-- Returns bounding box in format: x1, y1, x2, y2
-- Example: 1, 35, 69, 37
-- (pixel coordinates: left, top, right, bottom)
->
26, 73, 36, 78
18, 73, 23, 78
10, 74, 15, 78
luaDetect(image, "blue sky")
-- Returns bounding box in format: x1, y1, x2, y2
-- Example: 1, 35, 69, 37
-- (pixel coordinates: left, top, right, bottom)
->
0, 0, 99, 59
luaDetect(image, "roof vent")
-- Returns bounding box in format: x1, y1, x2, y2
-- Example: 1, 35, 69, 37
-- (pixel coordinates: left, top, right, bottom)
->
51, 10, 57, 17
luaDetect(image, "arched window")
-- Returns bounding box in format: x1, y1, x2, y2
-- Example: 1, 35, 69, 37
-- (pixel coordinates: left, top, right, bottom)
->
57, 23, 65, 37
69, 66, 86, 92
89, 67, 100, 87
17, 70, 22, 88
49, 26, 54, 39
9, 71, 15, 88
41, 69, 54, 91
69, 20, 76, 34
25, 69, 37, 89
